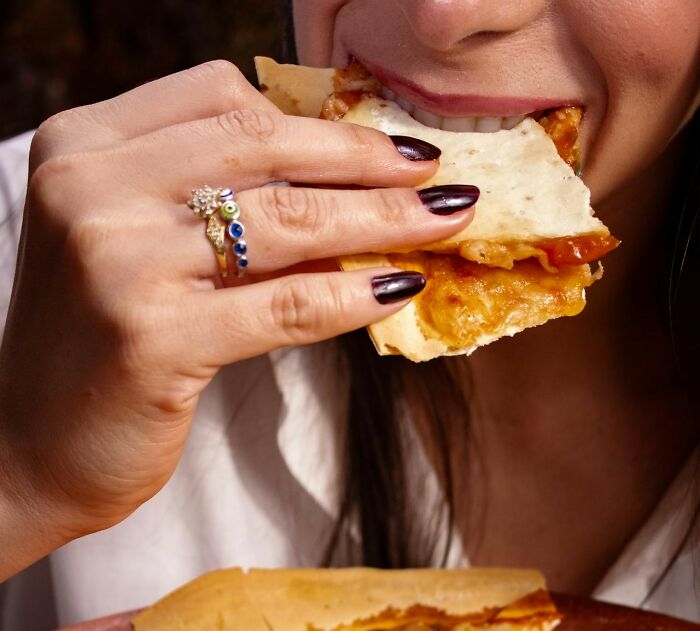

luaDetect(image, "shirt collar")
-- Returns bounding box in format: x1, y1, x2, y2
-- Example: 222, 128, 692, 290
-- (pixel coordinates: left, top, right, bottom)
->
592, 448, 699, 607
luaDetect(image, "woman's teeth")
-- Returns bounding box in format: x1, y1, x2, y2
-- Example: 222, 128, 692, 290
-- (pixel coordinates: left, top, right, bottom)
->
379, 87, 527, 132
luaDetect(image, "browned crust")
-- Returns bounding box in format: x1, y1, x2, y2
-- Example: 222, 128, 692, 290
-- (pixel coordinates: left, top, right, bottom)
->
134, 568, 561, 631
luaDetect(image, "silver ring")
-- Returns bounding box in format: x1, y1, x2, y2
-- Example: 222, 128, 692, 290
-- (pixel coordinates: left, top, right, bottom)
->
188, 186, 248, 278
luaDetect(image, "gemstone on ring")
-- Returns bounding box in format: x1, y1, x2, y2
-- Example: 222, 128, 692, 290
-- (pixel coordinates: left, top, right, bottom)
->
188, 185, 220, 218
234, 240, 247, 255
237, 256, 249, 268
219, 188, 234, 201
228, 221, 245, 239
220, 200, 241, 220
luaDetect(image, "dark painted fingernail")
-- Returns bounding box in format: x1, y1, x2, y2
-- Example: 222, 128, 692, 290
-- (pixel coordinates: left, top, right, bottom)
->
390, 135, 442, 161
418, 184, 480, 215
372, 271, 426, 304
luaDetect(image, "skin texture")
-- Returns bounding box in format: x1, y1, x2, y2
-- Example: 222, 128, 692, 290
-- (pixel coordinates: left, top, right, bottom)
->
0, 0, 698, 595
293, 0, 700, 593
0, 62, 476, 580
294, 0, 700, 203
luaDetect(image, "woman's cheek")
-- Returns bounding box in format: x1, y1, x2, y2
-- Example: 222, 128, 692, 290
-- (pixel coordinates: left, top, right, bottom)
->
293, 0, 347, 66
570, 0, 700, 202
291, 0, 699, 205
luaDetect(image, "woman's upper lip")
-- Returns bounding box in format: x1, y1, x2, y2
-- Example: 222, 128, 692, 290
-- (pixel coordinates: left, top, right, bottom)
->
354, 55, 580, 118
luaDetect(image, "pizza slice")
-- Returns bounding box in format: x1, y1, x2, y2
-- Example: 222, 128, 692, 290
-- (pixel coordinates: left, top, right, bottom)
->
132, 567, 563, 631
255, 58, 619, 362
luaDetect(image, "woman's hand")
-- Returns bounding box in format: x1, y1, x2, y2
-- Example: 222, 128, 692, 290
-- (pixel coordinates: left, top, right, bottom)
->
0, 60, 475, 578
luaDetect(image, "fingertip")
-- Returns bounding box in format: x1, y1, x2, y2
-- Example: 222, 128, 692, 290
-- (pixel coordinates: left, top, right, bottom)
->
370, 269, 426, 305
418, 184, 480, 215
390, 135, 442, 162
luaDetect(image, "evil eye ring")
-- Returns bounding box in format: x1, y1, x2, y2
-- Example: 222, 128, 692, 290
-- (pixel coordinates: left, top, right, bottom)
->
188, 186, 249, 279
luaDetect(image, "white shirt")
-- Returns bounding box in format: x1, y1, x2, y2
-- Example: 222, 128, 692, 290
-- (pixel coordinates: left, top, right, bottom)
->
0, 132, 698, 630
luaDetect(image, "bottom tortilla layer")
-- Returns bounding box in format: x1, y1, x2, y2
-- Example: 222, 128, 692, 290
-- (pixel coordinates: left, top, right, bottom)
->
341, 252, 599, 362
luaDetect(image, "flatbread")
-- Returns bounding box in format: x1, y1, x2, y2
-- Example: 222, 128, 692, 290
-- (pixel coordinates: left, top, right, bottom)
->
256, 57, 605, 248
255, 57, 615, 361
342, 253, 599, 362
133, 567, 562, 631
256, 58, 336, 118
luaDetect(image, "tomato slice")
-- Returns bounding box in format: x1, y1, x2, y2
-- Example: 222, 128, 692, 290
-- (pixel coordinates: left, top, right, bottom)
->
536, 235, 620, 266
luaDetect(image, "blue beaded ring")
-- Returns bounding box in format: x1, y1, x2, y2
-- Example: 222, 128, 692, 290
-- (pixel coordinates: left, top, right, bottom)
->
188, 186, 249, 278
217, 193, 248, 278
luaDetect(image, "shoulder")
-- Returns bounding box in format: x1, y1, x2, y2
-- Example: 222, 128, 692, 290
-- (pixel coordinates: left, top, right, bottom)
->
0, 130, 34, 328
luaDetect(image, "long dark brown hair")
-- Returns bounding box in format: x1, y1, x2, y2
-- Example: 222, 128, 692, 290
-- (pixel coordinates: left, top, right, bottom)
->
669, 112, 700, 394
280, 1, 700, 571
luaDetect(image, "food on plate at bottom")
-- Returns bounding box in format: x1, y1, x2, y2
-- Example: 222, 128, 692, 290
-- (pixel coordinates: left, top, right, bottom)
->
132, 567, 562, 630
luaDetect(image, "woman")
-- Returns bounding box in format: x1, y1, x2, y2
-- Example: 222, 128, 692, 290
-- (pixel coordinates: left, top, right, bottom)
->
0, 0, 699, 627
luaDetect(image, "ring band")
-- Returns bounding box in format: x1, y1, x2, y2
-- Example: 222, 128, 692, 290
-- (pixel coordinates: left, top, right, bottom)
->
188, 186, 249, 278
218, 189, 249, 278
206, 214, 228, 278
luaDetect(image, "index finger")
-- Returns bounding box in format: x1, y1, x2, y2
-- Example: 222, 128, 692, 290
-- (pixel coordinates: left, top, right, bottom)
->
34, 60, 279, 159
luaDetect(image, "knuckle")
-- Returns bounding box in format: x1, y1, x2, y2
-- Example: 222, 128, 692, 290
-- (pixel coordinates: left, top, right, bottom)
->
270, 279, 321, 342
218, 108, 277, 142
320, 274, 348, 320
345, 123, 376, 156
31, 111, 75, 164
196, 59, 245, 84
148, 381, 199, 417
34, 111, 72, 143
214, 110, 242, 141
28, 154, 81, 215
268, 186, 323, 233
64, 216, 112, 263
114, 304, 168, 368
375, 188, 407, 225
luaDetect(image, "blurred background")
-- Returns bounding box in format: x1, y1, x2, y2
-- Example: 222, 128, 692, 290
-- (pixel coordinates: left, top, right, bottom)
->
0, 0, 282, 141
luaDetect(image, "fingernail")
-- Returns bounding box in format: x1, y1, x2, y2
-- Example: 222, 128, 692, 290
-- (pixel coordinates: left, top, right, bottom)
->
372, 271, 426, 304
418, 184, 480, 215
390, 135, 442, 161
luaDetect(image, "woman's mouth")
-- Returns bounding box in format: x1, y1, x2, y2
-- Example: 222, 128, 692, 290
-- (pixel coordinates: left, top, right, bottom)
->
378, 86, 527, 132
356, 56, 582, 134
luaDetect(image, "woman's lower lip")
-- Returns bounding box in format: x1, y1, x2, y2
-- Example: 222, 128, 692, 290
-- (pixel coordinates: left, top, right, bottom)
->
353, 53, 576, 118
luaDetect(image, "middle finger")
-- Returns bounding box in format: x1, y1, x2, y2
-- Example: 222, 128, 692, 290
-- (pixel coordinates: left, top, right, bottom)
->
170, 184, 479, 278
238, 184, 480, 273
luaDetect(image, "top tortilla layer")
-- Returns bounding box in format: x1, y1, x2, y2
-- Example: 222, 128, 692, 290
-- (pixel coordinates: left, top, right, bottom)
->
255, 57, 608, 248
344, 101, 605, 244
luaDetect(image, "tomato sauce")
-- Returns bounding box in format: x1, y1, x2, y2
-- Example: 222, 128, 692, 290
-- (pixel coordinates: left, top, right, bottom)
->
537, 106, 583, 173
536, 234, 620, 266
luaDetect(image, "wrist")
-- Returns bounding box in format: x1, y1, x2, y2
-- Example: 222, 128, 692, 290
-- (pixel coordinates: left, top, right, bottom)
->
0, 426, 74, 581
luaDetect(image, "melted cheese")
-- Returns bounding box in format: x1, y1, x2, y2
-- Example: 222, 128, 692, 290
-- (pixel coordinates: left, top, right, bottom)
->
388, 253, 596, 350
409, 239, 557, 271
413, 233, 618, 271
310, 590, 562, 631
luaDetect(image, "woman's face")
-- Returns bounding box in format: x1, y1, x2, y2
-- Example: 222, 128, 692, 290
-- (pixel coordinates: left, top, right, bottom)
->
292, 1, 700, 204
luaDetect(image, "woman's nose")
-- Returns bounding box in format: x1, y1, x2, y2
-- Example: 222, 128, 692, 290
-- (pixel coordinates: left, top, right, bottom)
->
397, 0, 550, 51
